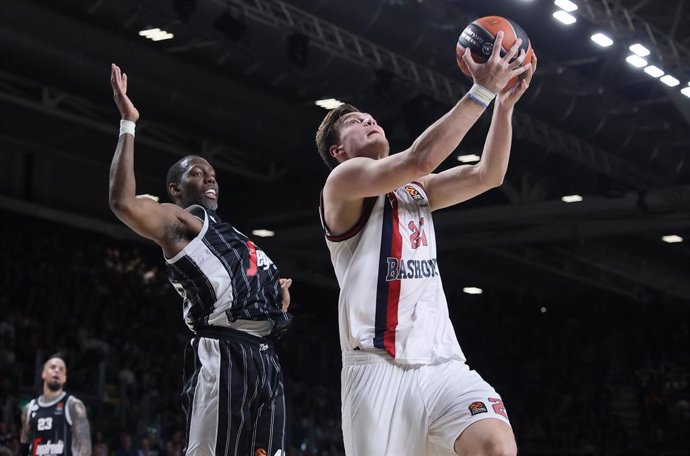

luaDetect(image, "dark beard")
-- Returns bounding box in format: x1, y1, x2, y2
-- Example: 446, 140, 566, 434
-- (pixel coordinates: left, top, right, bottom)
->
47, 381, 62, 392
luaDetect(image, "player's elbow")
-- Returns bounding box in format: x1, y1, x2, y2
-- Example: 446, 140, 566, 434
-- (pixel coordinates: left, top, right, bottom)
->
408, 151, 436, 176
477, 166, 504, 189
406, 140, 441, 176
487, 174, 504, 188
108, 194, 131, 215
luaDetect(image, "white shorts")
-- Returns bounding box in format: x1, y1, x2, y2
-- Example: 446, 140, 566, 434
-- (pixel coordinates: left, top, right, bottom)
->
341, 350, 511, 456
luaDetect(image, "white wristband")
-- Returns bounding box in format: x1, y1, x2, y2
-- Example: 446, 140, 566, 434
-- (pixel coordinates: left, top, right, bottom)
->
467, 83, 496, 108
119, 119, 136, 137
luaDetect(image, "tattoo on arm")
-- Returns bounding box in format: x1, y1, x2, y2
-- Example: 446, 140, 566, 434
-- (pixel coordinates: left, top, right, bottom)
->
69, 399, 92, 456
20, 405, 30, 444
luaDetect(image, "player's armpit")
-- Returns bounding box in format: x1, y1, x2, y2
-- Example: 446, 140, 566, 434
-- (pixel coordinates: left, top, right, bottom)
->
68, 399, 92, 456
110, 196, 187, 245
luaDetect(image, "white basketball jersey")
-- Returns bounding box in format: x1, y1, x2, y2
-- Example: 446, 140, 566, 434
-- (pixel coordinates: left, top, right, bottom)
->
321, 182, 466, 365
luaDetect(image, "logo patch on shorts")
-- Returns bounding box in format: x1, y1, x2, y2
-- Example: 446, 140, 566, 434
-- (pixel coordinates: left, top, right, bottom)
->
254, 449, 266, 456
468, 401, 488, 416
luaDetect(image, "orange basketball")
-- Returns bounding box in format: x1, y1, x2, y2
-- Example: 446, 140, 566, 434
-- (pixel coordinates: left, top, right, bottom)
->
456, 16, 535, 90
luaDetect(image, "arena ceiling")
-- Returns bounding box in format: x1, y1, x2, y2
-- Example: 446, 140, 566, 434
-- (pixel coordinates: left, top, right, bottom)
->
1, 0, 689, 301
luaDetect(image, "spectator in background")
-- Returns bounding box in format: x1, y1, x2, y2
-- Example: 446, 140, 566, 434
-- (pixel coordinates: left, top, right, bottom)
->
114, 433, 137, 456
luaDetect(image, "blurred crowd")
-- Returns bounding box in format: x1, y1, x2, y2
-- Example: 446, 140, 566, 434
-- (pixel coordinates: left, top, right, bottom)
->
1, 212, 688, 455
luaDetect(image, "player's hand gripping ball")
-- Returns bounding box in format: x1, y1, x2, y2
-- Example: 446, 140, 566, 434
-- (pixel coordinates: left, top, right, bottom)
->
456, 16, 535, 90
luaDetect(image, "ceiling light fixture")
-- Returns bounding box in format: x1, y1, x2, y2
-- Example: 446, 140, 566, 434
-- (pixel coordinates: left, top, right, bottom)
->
315, 98, 344, 109
457, 154, 480, 163
629, 43, 650, 57
252, 229, 275, 237
139, 28, 174, 42
590, 33, 613, 47
561, 194, 583, 203
625, 55, 647, 68
463, 287, 483, 295
660, 75, 680, 87
553, 10, 576, 24
643, 65, 664, 78
554, 0, 578, 12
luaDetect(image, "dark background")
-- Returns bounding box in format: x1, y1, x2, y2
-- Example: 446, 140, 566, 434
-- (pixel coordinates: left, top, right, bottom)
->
1, 0, 689, 454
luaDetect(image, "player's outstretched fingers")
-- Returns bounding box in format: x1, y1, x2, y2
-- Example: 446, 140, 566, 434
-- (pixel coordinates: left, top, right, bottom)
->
461, 48, 481, 75
489, 31, 505, 62
508, 50, 526, 71
503, 38, 522, 64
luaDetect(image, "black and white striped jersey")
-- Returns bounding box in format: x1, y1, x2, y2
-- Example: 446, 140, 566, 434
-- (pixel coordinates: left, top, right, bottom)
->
27, 393, 73, 456
165, 205, 292, 338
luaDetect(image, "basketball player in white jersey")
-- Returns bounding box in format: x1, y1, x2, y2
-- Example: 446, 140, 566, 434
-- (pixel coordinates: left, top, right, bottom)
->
19, 355, 91, 456
315, 33, 536, 456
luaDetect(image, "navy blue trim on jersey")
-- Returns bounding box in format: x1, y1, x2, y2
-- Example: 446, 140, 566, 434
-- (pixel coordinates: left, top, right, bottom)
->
373, 194, 394, 350
320, 193, 377, 242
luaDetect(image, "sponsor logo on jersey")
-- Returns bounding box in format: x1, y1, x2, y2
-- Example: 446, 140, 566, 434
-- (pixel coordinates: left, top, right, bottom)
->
385, 258, 438, 281
404, 185, 424, 201
55, 402, 63, 415
469, 401, 488, 416
34, 440, 65, 456
246, 241, 275, 276
255, 249, 274, 271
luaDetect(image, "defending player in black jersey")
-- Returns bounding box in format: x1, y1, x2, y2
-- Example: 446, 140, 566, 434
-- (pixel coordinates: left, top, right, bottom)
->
108, 64, 293, 456
19, 356, 91, 456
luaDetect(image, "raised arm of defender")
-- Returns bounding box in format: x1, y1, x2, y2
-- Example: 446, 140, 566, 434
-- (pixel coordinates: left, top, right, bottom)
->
108, 64, 199, 257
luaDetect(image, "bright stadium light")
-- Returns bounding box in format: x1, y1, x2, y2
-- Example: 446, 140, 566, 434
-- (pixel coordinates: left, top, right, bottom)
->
561, 194, 583, 203
681, 87, 690, 98
554, 0, 578, 12
660, 75, 680, 87
626, 55, 647, 68
463, 287, 483, 295
252, 229, 275, 237
590, 33, 613, 47
136, 194, 160, 202
315, 98, 344, 109
138, 28, 174, 42
629, 43, 650, 57
643, 65, 664, 78
553, 10, 576, 24
457, 154, 480, 163
661, 235, 683, 243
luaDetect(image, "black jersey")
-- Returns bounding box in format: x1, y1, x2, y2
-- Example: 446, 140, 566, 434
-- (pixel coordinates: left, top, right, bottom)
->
27, 393, 73, 456
165, 205, 292, 338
